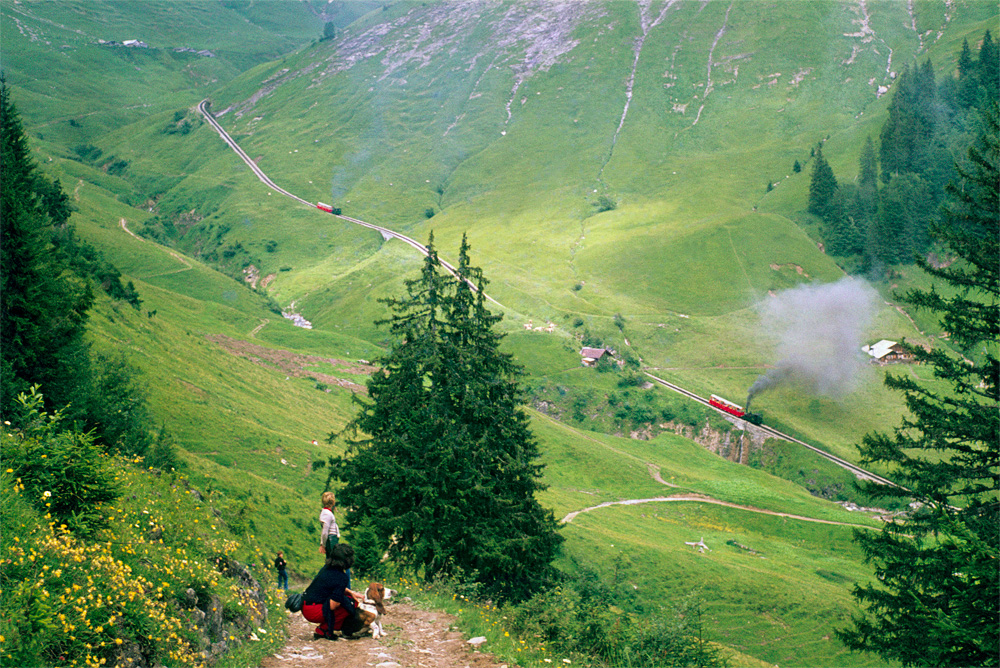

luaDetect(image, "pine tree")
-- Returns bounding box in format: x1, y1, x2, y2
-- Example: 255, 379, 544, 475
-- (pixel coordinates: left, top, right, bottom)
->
957, 37, 980, 108
838, 102, 999, 667
807, 146, 838, 220
977, 30, 999, 102
957, 38, 974, 78
856, 136, 879, 224
327, 234, 562, 602
879, 64, 937, 181
1, 80, 93, 414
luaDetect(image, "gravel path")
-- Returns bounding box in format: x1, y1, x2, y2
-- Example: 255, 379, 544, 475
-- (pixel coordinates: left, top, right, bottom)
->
262, 600, 509, 668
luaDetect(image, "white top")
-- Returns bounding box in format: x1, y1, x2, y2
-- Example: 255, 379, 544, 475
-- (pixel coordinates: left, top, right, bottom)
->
319, 507, 339, 546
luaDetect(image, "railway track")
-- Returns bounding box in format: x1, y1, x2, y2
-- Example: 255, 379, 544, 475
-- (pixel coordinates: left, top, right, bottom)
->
198, 98, 897, 490
197, 100, 503, 309
643, 371, 900, 487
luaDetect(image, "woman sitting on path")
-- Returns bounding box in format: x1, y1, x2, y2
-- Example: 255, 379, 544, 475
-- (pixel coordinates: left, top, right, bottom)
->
301, 543, 364, 639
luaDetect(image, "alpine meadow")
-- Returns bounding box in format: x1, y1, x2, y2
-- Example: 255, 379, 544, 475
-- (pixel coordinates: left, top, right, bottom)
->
1, 2, 997, 668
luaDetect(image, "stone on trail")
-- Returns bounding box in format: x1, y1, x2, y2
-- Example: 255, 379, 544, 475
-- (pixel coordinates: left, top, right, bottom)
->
468, 636, 487, 647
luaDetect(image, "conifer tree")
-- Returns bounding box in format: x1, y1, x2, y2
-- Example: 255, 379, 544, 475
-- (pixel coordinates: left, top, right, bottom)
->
839, 102, 999, 667
978, 30, 999, 102
957, 38, 974, 78
957, 37, 981, 108
327, 234, 562, 602
807, 146, 838, 220
0, 80, 93, 414
853, 136, 880, 249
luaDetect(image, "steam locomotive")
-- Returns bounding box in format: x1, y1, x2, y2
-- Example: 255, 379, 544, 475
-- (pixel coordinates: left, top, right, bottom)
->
708, 395, 763, 425
316, 202, 341, 214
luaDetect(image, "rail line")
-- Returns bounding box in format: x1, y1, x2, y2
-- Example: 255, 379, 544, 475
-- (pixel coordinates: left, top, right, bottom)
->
199, 98, 897, 490
196, 100, 503, 308
643, 371, 899, 487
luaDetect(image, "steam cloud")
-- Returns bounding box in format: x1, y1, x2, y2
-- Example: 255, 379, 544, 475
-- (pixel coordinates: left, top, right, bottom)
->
747, 276, 878, 408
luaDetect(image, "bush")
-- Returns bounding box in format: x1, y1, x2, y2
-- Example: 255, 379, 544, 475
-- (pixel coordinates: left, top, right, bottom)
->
581, 330, 603, 348
105, 158, 129, 176
504, 567, 727, 667
617, 372, 645, 388
1, 387, 118, 535
595, 194, 617, 212
147, 424, 181, 471
595, 354, 616, 373
72, 143, 102, 162
80, 352, 153, 456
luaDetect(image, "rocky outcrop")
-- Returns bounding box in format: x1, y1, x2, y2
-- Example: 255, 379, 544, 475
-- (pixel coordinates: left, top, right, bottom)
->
655, 416, 771, 465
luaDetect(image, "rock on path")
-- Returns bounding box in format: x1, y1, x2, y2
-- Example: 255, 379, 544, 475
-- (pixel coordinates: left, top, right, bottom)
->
262, 600, 508, 668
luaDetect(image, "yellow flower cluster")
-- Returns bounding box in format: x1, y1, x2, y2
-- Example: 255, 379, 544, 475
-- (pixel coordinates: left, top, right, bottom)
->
2, 457, 281, 668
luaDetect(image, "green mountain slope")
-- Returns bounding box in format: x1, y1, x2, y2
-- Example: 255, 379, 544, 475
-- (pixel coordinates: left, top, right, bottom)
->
3, 2, 997, 665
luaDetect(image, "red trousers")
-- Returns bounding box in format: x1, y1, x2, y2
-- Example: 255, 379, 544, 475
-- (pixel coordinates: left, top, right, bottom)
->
302, 602, 350, 635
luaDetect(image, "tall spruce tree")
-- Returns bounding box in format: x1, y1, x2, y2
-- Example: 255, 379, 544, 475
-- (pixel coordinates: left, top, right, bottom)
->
327, 234, 562, 602
838, 102, 999, 667
1, 80, 93, 414
978, 30, 1000, 102
808, 146, 838, 220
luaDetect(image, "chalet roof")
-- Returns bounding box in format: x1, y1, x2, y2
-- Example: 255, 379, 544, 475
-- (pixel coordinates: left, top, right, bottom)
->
580, 347, 610, 359
864, 340, 898, 359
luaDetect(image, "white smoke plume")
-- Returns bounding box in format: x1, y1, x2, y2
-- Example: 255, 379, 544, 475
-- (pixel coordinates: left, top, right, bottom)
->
747, 276, 879, 407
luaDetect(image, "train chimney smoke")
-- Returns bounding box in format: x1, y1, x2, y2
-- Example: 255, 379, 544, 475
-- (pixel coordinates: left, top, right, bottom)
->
747, 276, 877, 406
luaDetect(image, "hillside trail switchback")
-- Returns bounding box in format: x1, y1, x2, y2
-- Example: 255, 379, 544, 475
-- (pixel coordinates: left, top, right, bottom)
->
264, 600, 507, 668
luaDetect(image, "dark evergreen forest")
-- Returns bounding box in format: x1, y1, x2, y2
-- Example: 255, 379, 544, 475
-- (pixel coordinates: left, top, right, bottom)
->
809, 30, 999, 272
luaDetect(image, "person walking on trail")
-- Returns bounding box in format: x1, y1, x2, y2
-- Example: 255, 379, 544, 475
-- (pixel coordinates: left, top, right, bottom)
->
319, 491, 340, 554
275, 551, 288, 590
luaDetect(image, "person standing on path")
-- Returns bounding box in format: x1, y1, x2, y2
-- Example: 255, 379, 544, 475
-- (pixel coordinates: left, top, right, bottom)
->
275, 551, 288, 590
319, 491, 341, 554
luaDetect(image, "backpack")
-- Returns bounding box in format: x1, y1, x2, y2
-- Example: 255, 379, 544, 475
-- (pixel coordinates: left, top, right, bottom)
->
284, 592, 304, 613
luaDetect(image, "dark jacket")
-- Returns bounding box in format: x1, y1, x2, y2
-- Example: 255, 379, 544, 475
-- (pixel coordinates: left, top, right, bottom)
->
303, 566, 355, 615
274, 556, 286, 573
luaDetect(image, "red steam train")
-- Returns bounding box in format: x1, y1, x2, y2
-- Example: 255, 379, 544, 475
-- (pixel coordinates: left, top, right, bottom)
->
709, 395, 763, 425
316, 202, 335, 213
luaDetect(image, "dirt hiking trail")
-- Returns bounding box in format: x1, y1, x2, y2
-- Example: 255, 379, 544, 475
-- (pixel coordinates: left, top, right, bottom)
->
263, 599, 508, 668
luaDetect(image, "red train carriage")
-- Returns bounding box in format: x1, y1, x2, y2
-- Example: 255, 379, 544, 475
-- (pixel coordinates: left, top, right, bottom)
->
709, 394, 746, 418
316, 202, 334, 213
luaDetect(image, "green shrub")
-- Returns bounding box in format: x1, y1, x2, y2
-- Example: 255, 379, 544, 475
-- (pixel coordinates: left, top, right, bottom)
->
504, 567, 727, 667
595, 194, 617, 212
72, 143, 102, 162
617, 372, 645, 388
1, 386, 118, 535
81, 352, 153, 456
105, 158, 129, 176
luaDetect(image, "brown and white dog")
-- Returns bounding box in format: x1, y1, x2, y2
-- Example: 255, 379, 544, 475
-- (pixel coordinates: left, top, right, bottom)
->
354, 582, 396, 640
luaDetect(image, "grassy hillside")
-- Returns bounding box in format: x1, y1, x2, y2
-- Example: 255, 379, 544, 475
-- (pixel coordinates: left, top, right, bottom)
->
4, 1, 997, 665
